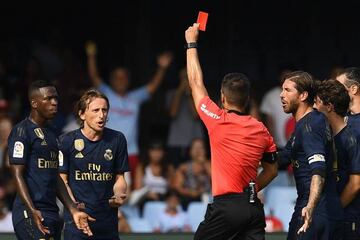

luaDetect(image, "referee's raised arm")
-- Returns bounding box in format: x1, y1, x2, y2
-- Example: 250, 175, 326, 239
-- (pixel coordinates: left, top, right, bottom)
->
185, 23, 208, 107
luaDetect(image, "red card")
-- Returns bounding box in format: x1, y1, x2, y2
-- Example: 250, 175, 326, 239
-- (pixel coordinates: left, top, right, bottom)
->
197, 11, 208, 31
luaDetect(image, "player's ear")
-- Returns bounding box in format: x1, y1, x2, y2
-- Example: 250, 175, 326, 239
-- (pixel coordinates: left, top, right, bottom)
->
78, 110, 85, 121
350, 84, 359, 95
30, 99, 38, 109
299, 91, 308, 102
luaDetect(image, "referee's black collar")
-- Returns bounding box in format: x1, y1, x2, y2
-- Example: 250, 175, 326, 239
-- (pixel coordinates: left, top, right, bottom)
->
227, 110, 248, 116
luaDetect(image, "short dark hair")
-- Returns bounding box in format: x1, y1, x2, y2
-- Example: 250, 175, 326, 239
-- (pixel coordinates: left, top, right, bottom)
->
284, 71, 315, 105
343, 67, 360, 88
76, 88, 110, 127
221, 73, 250, 109
28, 80, 55, 101
316, 79, 350, 117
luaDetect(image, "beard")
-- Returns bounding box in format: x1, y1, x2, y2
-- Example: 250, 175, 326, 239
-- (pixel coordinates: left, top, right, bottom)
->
283, 99, 299, 114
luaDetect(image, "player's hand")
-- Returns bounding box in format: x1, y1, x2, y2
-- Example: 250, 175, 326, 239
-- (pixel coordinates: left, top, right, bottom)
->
85, 41, 97, 56
297, 206, 313, 234
185, 23, 200, 43
31, 209, 50, 235
72, 210, 96, 237
109, 193, 127, 208
157, 51, 173, 69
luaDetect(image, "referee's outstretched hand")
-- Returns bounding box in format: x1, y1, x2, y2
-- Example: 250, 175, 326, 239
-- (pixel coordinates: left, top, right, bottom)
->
297, 206, 313, 235
185, 23, 199, 43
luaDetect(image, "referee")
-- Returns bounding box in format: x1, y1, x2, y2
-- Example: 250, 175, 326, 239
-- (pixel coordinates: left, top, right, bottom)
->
185, 24, 278, 240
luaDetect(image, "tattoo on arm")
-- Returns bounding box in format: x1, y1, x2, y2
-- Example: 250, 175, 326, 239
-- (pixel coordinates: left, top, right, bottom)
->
307, 175, 325, 209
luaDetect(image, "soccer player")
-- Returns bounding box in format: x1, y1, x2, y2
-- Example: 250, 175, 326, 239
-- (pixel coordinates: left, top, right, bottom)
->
314, 79, 360, 239
185, 23, 278, 240
336, 67, 360, 129
59, 89, 129, 239
8, 80, 94, 240
280, 72, 343, 239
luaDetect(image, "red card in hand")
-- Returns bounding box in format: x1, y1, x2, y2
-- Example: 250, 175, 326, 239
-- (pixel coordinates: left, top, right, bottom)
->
197, 11, 208, 31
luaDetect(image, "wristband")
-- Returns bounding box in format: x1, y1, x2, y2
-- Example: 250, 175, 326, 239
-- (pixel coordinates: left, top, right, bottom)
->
185, 42, 198, 49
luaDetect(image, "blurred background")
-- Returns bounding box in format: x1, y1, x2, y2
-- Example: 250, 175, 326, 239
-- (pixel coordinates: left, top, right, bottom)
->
0, 0, 359, 238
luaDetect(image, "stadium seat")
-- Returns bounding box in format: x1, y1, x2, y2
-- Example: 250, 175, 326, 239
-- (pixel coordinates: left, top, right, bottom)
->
142, 201, 166, 228
121, 204, 140, 219
187, 201, 207, 232
265, 186, 297, 231
128, 218, 153, 233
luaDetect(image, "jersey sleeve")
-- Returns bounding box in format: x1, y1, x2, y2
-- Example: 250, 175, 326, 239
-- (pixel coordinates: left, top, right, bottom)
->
196, 96, 223, 132
128, 86, 151, 103
115, 133, 130, 173
8, 125, 30, 165
58, 134, 71, 174
264, 128, 277, 153
302, 117, 327, 171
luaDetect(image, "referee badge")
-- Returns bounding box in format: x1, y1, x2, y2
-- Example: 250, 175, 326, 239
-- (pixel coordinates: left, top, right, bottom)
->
104, 149, 113, 161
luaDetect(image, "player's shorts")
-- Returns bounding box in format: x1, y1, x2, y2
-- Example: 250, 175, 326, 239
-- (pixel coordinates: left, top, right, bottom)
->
343, 220, 360, 240
13, 213, 62, 240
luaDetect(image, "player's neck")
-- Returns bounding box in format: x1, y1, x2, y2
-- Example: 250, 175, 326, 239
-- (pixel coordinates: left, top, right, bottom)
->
294, 105, 312, 122
81, 127, 103, 141
350, 97, 360, 114
29, 112, 48, 127
327, 113, 346, 136
223, 104, 245, 114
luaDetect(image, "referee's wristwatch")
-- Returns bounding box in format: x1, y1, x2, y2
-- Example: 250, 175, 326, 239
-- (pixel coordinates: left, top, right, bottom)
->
184, 42, 198, 49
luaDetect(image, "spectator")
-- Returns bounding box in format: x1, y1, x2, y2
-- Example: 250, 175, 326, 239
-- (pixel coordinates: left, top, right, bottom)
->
118, 210, 131, 233
0, 196, 13, 232
154, 191, 191, 233
167, 68, 204, 167
173, 138, 211, 209
85, 41, 173, 177
133, 140, 174, 206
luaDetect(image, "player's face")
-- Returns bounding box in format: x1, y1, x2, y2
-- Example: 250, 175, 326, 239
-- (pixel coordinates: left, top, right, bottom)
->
148, 148, 164, 163
35, 87, 58, 120
280, 79, 300, 114
313, 96, 328, 115
81, 97, 108, 133
110, 68, 129, 95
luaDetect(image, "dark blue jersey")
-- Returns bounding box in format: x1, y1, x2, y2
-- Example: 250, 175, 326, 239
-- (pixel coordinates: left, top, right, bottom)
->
286, 111, 342, 219
347, 113, 360, 130
59, 128, 129, 237
8, 118, 59, 225
334, 125, 360, 222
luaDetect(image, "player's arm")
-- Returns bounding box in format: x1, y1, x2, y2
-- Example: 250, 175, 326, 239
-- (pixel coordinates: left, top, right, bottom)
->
146, 51, 173, 94
340, 174, 360, 207
57, 175, 95, 236
257, 152, 278, 191
59, 173, 79, 205
85, 41, 103, 87
11, 164, 50, 235
185, 23, 209, 107
298, 156, 325, 234
109, 173, 127, 208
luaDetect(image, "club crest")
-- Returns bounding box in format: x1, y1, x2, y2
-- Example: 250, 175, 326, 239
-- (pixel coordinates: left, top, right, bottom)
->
104, 149, 113, 161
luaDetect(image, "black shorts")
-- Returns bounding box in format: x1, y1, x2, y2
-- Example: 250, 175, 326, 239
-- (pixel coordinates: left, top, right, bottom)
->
343, 221, 360, 240
13, 215, 62, 240
194, 193, 266, 240
287, 212, 343, 240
